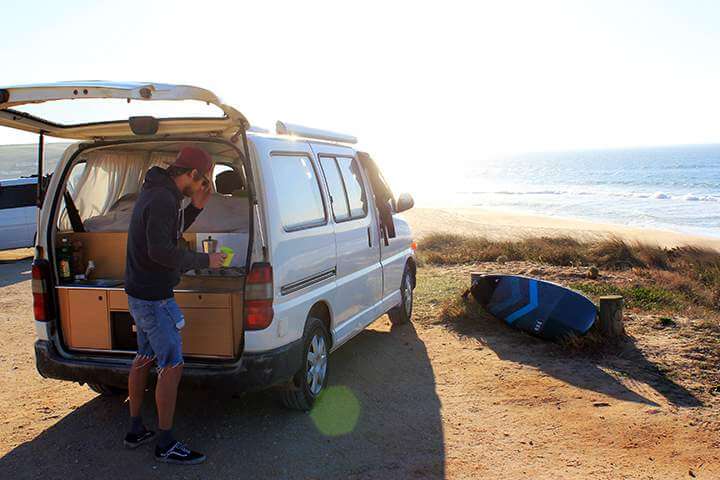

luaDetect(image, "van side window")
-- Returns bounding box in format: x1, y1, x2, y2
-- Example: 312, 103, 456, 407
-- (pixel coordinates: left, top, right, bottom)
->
319, 156, 351, 222
271, 154, 326, 231
336, 157, 368, 219
0, 181, 36, 210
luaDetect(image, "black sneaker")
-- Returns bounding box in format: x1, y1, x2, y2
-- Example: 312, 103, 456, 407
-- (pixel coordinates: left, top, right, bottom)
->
123, 429, 156, 449
155, 441, 206, 465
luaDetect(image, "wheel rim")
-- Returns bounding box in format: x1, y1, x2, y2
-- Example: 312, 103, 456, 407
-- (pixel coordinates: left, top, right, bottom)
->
403, 275, 413, 316
306, 333, 327, 396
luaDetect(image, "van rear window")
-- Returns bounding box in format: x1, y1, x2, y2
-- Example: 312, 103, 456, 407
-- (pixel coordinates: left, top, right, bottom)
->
270, 154, 326, 231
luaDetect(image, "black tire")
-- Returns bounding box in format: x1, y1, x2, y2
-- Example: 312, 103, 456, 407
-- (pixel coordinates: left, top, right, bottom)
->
281, 317, 330, 411
388, 266, 414, 325
88, 383, 126, 397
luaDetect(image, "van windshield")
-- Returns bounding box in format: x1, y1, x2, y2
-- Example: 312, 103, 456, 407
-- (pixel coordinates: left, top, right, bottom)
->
14, 99, 225, 127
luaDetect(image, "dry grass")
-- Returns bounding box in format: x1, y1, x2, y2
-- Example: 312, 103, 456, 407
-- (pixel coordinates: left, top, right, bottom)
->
418, 233, 720, 313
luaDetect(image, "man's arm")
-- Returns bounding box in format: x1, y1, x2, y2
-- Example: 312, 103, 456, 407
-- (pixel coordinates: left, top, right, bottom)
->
145, 194, 209, 271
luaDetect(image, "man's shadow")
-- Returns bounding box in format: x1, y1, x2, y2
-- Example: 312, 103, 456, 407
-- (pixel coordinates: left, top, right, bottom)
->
440, 294, 702, 408
0, 321, 445, 480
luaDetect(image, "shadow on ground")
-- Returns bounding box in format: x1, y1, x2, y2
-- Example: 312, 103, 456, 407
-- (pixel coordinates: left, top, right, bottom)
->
439, 295, 702, 408
0, 259, 32, 288
0, 322, 445, 480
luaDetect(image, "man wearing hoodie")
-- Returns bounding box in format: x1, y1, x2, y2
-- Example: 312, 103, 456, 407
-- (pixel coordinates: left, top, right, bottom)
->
123, 146, 225, 465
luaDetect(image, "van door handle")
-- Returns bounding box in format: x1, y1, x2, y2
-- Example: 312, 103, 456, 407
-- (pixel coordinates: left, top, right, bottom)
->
367, 227, 372, 248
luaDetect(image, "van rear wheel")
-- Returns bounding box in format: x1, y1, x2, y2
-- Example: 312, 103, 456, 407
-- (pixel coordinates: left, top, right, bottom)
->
388, 266, 414, 325
88, 383, 126, 397
281, 317, 329, 411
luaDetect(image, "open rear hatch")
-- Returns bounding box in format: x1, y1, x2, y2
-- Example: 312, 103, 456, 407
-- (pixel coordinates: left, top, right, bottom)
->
1, 82, 255, 361
0, 81, 249, 139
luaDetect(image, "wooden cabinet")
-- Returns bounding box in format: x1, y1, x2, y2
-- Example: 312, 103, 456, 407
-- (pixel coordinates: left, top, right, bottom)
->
58, 287, 242, 358
181, 308, 234, 357
58, 289, 111, 349
107, 290, 129, 310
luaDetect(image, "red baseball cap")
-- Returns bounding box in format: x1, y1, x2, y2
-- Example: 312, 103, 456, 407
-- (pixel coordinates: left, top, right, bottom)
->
172, 146, 213, 176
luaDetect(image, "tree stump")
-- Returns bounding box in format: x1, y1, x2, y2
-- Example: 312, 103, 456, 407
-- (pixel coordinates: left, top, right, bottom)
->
598, 295, 625, 338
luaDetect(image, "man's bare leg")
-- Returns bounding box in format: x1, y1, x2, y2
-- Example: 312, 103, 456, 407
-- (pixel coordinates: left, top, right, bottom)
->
156, 363, 183, 431
128, 355, 155, 418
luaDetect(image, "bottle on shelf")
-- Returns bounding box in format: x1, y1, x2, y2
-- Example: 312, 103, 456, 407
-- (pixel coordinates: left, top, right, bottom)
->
58, 237, 73, 281
71, 240, 84, 279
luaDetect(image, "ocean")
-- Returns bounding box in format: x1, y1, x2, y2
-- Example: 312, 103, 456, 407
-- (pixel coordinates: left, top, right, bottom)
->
455, 144, 720, 238
1, 142, 718, 238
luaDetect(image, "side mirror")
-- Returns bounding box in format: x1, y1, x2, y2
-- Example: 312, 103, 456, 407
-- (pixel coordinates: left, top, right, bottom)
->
395, 193, 414, 213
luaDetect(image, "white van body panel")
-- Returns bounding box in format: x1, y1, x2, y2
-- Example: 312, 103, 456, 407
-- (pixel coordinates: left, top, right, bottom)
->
241, 134, 414, 354
308, 142, 383, 348
381, 214, 414, 298
242, 136, 338, 353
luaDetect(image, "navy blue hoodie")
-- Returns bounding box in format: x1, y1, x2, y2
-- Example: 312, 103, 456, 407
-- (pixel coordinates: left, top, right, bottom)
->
124, 166, 209, 300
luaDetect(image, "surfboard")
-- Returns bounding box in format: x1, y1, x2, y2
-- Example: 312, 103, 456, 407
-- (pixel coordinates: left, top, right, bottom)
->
469, 273, 597, 340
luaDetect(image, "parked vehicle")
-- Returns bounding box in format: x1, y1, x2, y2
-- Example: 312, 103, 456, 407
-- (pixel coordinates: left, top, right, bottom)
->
0, 82, 416, 409
0, 176, 37, 250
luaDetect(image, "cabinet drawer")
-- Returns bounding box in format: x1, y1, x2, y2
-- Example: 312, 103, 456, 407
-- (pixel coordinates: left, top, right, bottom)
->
175, 292, 231, 309
181, 308, 233, 357
107, 290, 129, 310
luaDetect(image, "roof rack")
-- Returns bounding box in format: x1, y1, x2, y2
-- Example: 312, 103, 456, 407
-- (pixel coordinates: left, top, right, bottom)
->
275, 121, 357, 145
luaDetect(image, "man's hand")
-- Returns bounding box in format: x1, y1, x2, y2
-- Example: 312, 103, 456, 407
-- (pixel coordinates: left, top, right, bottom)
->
208, 252, 227, 269
191, 182, 211, 209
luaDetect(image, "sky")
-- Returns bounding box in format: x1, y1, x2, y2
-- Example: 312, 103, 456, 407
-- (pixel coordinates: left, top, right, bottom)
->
2, 0, 720, 193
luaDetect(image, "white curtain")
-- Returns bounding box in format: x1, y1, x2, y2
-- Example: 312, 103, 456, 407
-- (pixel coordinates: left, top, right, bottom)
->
59, 150, 172, 230
58, 148, 245, 232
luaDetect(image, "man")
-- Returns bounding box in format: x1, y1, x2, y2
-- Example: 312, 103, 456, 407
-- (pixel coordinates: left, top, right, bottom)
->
123, 146, 226, 465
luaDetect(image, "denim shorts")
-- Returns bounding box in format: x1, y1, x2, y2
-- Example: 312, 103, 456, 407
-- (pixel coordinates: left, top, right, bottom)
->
127, 296, 185, 369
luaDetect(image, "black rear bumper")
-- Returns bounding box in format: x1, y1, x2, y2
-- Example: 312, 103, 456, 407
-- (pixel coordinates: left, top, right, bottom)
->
34, 338, 304, 392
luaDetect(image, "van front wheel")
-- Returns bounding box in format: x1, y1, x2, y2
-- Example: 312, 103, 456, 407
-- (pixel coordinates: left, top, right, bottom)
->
388, 267, 413, 325
281, 317, 329, 411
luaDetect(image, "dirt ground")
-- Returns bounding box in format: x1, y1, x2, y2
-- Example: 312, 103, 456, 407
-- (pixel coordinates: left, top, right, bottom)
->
1, 258, 719, 479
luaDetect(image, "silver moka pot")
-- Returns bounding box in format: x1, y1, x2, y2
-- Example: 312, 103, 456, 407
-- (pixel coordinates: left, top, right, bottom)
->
202, 236, 218, 254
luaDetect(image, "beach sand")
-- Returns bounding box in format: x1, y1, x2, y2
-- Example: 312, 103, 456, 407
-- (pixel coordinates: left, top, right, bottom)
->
402, 207, 720, 250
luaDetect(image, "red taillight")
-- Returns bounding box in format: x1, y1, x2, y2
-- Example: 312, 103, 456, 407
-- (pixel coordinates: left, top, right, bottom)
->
32, 261, 51, 322
244, 263, 273, 330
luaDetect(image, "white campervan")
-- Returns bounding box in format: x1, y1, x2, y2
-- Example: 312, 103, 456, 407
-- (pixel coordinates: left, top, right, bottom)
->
0, 176, 37, 249
0, 82, 416, 410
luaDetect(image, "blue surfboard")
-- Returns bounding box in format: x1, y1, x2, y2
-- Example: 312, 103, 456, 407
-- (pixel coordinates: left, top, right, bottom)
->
469, 273, 597, 340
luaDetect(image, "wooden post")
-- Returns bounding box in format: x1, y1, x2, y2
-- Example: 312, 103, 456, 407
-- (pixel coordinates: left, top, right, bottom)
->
598, 295, 625, 338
